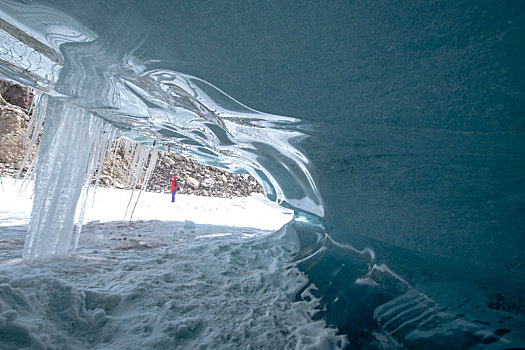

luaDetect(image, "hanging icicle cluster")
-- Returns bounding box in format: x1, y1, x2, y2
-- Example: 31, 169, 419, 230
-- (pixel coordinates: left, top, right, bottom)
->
21, 93, 160, 263
16, 89, 47, 188
122, 142, 159, 220
71, 122, 121, 253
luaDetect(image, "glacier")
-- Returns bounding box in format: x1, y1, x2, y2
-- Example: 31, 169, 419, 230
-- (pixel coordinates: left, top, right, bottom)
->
0, 0, 524, 348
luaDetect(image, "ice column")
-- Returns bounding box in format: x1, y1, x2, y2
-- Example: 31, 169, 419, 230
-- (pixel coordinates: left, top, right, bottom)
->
23, 98, 113, 263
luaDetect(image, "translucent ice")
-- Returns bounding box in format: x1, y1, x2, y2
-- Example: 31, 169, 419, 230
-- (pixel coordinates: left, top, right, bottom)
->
23, 100, 117, 263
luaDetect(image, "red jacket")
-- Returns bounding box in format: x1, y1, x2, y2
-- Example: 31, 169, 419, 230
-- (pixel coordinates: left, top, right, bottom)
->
170, 177, 179, 192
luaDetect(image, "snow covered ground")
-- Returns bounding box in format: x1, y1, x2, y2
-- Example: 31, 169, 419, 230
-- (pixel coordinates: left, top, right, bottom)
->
0, 176, 346, 349
0, 176, 294, 230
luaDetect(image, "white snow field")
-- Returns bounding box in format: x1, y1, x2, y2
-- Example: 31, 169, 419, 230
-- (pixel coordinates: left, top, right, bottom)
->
0, 177, 294, 230
0, 177, 346, 349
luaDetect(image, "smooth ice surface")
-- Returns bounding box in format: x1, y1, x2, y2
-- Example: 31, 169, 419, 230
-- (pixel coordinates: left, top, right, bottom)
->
0, 0, 524, 347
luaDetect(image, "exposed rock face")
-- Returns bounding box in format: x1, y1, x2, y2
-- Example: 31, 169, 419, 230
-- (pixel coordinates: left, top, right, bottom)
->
0, 88, 33, 177
0, 82, 264, 198
0, 103, 25, 164
145, 154, 263, 197
0, 81, 32, 110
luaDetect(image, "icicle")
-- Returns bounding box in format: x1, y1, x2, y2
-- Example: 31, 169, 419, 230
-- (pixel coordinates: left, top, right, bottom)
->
110, 137, 121, 178
71, 167, 95, 252
125, 142, 141, 187
125, 144, 137, 187
24, 91, 39, 141
17, 93, 47, 181
71, 125, 115, 253
144, 150, 159, 191
122, 138, 131, 157
130, 146, 149, 190
130, 149, 158, 220
18, 148, 38, 197
90, 127, 119, 208
122, 138, 135, 180
124, 145, 149, 219
23, 98, 113, 264
89, 140, 103, 194
23, 91, 45, 152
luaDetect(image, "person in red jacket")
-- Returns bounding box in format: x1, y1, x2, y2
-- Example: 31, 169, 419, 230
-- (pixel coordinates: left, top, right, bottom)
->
170, 176, 179, 202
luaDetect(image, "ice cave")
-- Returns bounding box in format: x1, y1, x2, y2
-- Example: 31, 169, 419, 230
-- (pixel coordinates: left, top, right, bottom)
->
0, 0, 523, 348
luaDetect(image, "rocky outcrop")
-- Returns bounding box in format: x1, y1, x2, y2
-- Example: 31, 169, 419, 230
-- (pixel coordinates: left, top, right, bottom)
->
0, 81, 32, 110
145, 153, 263, 197
0, 88, 33, 177
0, 81, 263, 198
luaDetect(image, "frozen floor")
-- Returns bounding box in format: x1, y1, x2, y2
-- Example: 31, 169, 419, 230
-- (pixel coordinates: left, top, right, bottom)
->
0, 221, 346, 349
0, 177, 346, 349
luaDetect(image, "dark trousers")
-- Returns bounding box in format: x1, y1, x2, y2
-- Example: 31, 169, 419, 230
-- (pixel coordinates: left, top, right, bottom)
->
171, 189, 177, 202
